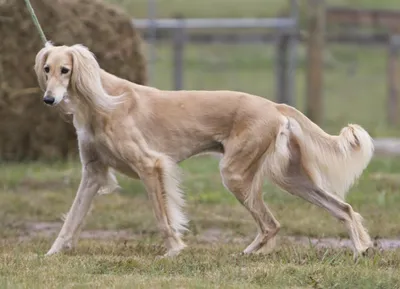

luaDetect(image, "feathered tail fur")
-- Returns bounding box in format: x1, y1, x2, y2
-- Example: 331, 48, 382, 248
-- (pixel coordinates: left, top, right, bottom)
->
276, 104, 374, 199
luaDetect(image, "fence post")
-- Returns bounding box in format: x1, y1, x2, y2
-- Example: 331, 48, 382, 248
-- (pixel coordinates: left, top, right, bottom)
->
306, 0, 325, 125
276, 33, 291, 104
288, 0, 299, 106
147, 0, 157, 85
276, 0, 298, 107
387, 34, 400, 126
172, 15, 186, 90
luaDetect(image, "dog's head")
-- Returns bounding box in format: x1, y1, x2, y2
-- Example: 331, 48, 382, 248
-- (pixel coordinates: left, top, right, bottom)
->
34, 42, 100, 107
34, 43, 123, 113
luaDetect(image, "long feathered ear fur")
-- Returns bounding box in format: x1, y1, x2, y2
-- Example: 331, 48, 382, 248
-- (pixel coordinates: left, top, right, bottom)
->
34, 41, 54, 91
68, 44, 125, 114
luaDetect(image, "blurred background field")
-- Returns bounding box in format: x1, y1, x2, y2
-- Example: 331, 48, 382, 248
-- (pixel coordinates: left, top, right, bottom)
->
108, 0, 400, 18
109, 0, 400, 136
1, 0, 400, 288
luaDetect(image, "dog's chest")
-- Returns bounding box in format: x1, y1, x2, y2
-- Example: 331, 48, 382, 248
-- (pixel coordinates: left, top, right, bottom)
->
76, 124, 118, 160
87, 132, 138, 176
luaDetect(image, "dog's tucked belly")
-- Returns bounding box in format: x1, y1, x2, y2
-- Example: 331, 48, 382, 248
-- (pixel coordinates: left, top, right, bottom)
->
168, 141, 224, 163
86, 138, 139, 179
112, 161, 140, 179
92, 132, 224, 179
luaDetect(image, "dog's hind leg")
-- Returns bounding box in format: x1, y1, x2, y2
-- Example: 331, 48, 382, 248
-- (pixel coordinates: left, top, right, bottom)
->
272, 137, 373, 260
219, 143, 280, 255
283, 181, 372, 259
241, 188, 281, 255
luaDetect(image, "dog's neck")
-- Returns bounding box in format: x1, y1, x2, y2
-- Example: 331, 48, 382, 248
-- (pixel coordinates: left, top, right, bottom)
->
71, 99, 92, 129
69, 69, 128, 130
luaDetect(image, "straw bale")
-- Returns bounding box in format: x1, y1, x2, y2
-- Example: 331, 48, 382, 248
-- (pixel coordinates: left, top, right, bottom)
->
0, 0, 147, 161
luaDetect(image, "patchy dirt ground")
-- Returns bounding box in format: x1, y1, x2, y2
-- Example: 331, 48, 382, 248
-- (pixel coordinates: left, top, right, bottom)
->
17, 221, 400, 251
2, 155, 400, 288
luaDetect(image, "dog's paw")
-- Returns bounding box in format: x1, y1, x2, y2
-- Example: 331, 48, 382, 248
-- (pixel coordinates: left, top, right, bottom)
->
45, 246, 64, 256
361, 246, 377, 258
97, 184, 121, 195
353, 247, 374, 262
230, 252, 245, 258
164, 248, 182, 258
156, 244, 186, 260
45, 238, 73, 256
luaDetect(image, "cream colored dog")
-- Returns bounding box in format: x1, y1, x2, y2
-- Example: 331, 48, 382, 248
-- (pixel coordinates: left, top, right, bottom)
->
34, 42, 374, 259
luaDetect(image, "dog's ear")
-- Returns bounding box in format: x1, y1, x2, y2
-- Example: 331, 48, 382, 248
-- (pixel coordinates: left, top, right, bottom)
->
34, 42, 53, 91
68, 44, 101, 95
68, 44, 122, 112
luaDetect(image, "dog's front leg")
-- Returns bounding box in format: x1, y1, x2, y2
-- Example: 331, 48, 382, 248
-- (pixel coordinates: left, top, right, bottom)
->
138, 156, 187, 257
46, 168, 101, 256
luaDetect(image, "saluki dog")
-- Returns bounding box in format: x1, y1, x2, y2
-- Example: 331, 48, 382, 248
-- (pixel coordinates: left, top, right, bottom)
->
34, 42, 374, 259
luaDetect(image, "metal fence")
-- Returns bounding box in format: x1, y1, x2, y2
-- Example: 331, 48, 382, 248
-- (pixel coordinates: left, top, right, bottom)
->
132, 0, 299, 107
130, 3, 400, 132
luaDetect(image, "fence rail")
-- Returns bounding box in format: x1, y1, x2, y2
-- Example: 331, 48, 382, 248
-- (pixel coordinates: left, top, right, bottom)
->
132, 16, 299, 106
131, 4, 400, 127
132, 18, 296, 30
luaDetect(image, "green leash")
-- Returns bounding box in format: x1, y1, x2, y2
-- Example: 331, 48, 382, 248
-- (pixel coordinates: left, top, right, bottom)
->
24, 0, 47, 44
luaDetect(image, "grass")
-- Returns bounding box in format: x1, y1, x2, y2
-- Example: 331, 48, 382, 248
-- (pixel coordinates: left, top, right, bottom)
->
1, 155, 400, 288
3, 0, 400, 288
0, 240, 399, 289
3, 156, 400, 238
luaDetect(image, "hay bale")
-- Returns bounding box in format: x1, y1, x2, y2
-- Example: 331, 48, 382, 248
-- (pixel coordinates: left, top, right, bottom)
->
0, 0, 147, 161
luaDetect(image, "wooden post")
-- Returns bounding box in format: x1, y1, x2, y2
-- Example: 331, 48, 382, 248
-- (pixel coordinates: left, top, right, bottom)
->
306, 0, 325, 124
276, 34, 291, 104
276, 0, 298, 107
288, 0, 299, 107
172, 15, 185, 90
387, 35, 400, 126
147, 0, 157, 86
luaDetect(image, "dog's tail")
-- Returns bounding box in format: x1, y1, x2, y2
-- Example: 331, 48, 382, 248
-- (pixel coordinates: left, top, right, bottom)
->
274, 104, 374, 199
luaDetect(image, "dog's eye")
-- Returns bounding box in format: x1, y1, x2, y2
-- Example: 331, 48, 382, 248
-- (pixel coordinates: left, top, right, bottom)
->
61, 67, 70, 74
44, 66, 50, 73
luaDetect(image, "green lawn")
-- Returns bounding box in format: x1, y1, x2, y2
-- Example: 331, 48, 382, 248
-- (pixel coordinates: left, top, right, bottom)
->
2, 155, 400, 240
1, 155, 400, 288
2, 1, 400, 288
0, 240, 399, 289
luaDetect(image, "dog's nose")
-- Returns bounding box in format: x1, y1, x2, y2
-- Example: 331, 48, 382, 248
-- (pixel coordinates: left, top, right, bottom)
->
43, 95, 55, 105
